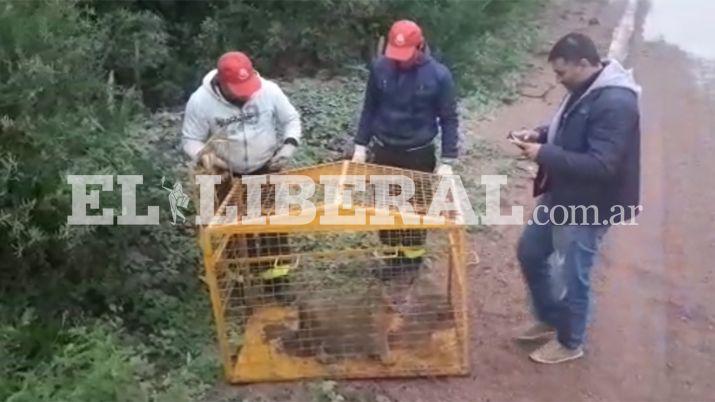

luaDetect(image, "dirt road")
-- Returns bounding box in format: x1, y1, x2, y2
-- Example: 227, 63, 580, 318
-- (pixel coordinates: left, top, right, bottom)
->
357, 1, 714, 401
208, 1, 714, 401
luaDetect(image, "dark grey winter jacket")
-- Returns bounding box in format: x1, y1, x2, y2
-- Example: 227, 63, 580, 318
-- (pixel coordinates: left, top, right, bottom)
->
534, 59, 641, 224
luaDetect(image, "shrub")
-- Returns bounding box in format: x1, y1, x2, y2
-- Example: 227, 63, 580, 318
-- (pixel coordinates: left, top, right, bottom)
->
0, 0, 206, 352
80, 0, 539, 102
0, 318, 144, 402
191, 0, 537, 87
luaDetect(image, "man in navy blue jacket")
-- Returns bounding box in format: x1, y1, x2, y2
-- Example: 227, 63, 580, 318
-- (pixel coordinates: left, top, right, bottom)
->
510, 33, 641, 364
352, 20, 459, 174
352, 20, 460, 282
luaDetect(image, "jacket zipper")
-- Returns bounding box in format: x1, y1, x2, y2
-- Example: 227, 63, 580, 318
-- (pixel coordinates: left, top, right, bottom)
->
242, 108, 249, 170
230, 101, 247, 171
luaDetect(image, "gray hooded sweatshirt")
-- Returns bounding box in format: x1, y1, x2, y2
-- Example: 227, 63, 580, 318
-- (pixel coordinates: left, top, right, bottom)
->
182, 70, 301, 173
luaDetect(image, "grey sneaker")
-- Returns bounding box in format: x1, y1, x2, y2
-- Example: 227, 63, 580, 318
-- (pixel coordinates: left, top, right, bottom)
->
515, 322, 556, 341
529, 339, 584, 364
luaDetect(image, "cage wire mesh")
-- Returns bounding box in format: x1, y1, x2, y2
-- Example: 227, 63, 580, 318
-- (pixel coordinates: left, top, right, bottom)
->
199, 161, 470, 383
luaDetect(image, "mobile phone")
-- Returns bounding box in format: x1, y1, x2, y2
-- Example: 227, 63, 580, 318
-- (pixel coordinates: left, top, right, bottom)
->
508, 131, 528, 141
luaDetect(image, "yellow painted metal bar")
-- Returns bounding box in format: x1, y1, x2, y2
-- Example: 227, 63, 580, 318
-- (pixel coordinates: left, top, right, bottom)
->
214, 245, 420, 266
211, 234, 231, 267
204, 208, 460, 236
449, 228, 471, 373
334, 159, 351, 207
199, 228, 233, 379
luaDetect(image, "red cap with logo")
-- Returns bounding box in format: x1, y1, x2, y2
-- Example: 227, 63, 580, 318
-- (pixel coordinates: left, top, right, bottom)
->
385, 20, 424, 62
217, 51, 261, 98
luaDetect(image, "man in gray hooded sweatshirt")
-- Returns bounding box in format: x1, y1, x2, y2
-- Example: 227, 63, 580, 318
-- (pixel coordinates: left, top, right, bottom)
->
182, 51, 301, 300
509, 33, 641, 364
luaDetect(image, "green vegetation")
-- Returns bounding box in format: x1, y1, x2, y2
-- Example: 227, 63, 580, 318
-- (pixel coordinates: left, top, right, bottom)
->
82, 0, 545, 105
0, 0, 544, 400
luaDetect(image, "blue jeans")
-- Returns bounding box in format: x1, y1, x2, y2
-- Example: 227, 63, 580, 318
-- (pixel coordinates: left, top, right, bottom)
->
517, 200, 608, 349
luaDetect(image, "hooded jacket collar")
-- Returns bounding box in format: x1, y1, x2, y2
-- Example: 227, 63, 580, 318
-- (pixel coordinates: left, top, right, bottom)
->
547, 59, 641, 143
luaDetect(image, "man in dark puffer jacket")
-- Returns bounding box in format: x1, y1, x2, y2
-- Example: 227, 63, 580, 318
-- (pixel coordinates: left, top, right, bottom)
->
351, 19, 460, 282
510, 33, 641, 364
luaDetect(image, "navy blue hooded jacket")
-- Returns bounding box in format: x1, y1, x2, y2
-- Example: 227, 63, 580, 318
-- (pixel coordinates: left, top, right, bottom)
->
534, 59, 641, 224
354, 55, 459, 159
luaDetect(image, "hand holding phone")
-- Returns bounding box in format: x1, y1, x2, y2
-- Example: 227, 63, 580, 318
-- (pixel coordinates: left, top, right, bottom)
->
508, 129, 540, 143
507, 132, 528, 149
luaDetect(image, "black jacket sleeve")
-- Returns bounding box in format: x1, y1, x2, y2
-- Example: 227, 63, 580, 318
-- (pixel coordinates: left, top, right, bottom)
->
536, 88, 639, 181
437, 68, 459, 159
355, 64, 379, 146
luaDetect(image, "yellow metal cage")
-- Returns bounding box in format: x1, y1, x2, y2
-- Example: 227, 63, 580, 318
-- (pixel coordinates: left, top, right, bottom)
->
199, 161, 470, 383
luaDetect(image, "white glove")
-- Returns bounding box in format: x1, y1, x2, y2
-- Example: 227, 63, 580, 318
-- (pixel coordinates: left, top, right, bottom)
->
435, 163, 454, 176
200, 152, 229, 171
351, 144, 367, 163
268, 143, 297, 172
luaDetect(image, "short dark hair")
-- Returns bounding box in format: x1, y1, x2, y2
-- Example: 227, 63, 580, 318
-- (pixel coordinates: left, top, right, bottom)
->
548, 32, 601, 66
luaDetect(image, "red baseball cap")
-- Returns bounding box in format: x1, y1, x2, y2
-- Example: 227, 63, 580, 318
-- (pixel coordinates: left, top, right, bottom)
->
217, 51, 261, 98
385, 20, 424, 61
